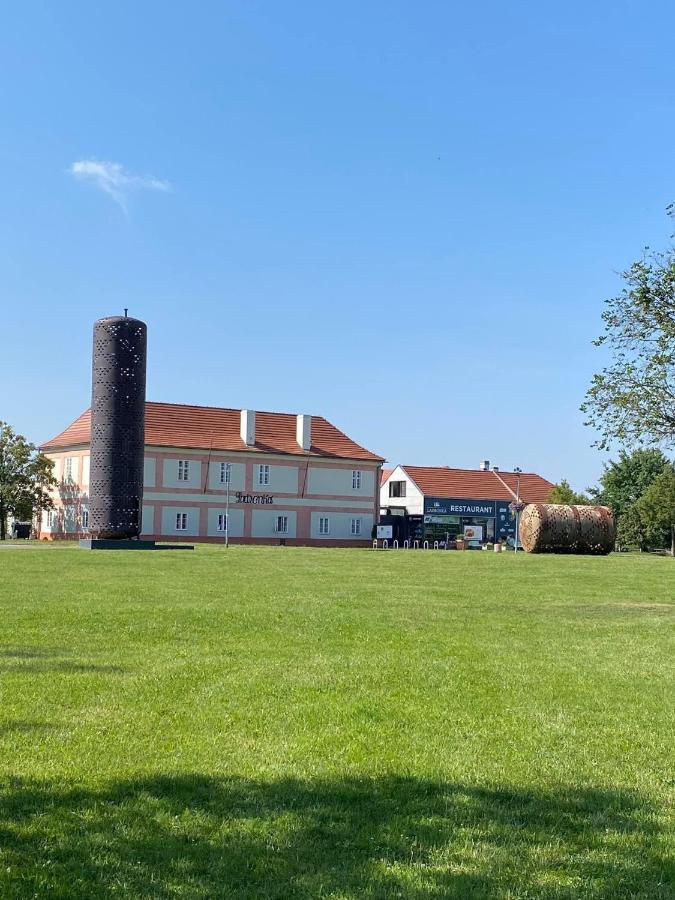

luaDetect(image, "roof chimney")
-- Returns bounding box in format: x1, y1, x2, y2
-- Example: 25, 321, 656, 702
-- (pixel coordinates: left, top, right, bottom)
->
479, 459, 490, 471
240, 409, 256, 446
296, 414, 312, 451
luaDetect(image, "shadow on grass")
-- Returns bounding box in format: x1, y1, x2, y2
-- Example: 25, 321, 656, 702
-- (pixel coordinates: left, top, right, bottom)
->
0, 660, 125, 674
0, 721, 58, 736
0, 646, 125, 674
0, 775, 671, 899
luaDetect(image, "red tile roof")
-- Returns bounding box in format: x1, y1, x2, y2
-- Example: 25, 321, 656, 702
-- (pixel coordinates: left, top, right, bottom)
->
401, 465, 554, 503
380, 467, 394, 486
42, 402, 384, 462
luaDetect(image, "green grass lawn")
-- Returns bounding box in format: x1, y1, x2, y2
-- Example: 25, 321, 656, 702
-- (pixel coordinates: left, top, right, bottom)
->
0, 545, 673, 898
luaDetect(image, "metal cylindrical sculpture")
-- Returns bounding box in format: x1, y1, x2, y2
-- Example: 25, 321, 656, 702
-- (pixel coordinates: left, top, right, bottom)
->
89, 315, 147, 539
519, 504, 615, 555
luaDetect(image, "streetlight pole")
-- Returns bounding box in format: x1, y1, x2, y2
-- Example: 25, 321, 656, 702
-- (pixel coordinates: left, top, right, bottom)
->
225, 462, 230, 549
514, 467, 522, 552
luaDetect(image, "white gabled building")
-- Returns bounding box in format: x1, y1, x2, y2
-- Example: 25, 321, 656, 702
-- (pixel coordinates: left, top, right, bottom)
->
380, 463, 555, 545
379, 465, 425, 515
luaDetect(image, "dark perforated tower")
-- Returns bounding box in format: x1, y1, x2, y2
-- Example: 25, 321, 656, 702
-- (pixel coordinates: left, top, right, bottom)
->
89, 315, 147, 539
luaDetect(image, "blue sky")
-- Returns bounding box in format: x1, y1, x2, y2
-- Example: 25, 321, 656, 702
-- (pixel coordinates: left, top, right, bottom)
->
2, 1, 674, 490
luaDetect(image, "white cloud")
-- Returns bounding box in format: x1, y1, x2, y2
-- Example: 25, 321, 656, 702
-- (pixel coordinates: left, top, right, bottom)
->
70, 159, 170, 212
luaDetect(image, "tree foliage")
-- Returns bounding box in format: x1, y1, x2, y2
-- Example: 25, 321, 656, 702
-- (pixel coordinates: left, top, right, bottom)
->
615, 503, 649, 551
582, 214, 675, 450
636, 467, 675, 555
547, 479, 590, 505
0, 422, 56, 540
590, 449, 671, 520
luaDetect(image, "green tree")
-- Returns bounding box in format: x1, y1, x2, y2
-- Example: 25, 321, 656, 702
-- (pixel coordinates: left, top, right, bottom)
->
0, 422, 56, 540
548, 479, 590, 505
615, 503, 649, 551
581, 213, 675, 450
590, 449, 671, 520
637, 468, 675, 555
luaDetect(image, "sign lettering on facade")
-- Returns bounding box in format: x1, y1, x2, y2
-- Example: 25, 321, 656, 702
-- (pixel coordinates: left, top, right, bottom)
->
235, 493, 274, 504
424, 497, 496, 517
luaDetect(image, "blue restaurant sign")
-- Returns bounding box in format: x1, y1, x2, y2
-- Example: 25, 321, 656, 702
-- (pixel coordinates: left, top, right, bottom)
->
495, 500, 516, 541
425, 497, 496, 517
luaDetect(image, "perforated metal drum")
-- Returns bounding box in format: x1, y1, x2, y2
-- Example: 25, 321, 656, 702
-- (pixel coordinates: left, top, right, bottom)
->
519, 504, 615, 555
89, 316, 147, 539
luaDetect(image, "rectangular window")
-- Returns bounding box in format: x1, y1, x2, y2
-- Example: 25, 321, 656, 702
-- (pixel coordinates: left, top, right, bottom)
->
175, 512, 188, 531
46, 509, 55, 528
352, 470, 362, 490
319, 516, 330, 535
178, 460, 190, 482
81, 509, 89, 529
389, 480, 406, 498
217, 513, 228, 532
351, 518, 362, 536
219, 462, 231, 484
275, 515, 288, 534
64, 457, 74, 482
258, 464, 270, 486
